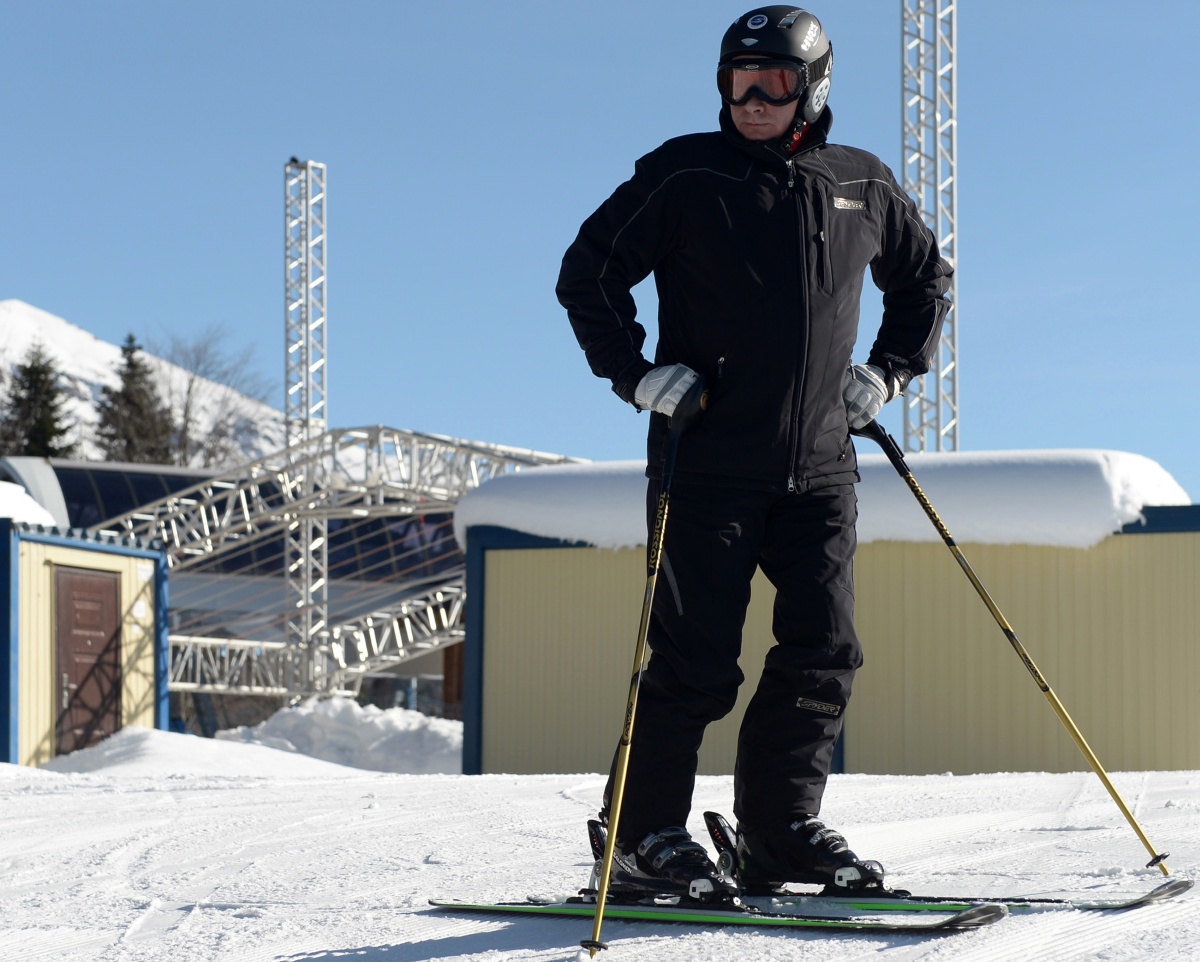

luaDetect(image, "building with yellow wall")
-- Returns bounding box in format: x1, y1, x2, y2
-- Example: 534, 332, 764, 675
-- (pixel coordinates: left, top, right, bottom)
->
1, 520, 169, 767
454, 452, 1197, 778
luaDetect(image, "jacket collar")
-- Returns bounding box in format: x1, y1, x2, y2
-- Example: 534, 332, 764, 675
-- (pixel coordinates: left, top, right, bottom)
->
719, 105, 833, 165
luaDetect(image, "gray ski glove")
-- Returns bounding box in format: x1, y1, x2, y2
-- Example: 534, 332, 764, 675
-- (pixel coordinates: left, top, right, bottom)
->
634, 364, 700, 417
842, 364, 900, 429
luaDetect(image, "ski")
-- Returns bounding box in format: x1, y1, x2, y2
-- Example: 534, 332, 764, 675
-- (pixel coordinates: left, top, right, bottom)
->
429, 896, 1008, 933
743, 877, 1194, 915
1051, 876, 1195, 910
701, 812, 1194, 914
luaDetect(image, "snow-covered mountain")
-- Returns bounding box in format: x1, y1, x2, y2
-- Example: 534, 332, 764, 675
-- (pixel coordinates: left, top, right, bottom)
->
0, 299, 285, 466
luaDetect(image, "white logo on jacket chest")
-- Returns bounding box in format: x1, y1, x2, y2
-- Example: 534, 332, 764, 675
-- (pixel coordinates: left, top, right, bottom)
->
832, 196, 867, 211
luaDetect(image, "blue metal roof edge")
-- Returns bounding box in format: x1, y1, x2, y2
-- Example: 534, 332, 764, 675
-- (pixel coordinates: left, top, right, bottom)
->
1120, 504, 1200, 535
10, 524, 166, 559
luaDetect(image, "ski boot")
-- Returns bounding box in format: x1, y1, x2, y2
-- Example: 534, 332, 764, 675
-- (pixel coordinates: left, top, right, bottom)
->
735, 816, 887, 895
586, 820, 735, 904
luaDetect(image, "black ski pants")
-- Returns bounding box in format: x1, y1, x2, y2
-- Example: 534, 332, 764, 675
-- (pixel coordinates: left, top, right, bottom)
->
605, 480, 862, 845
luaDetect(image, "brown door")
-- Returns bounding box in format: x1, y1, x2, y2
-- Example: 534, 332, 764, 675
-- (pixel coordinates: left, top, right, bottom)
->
55, 567, 122, 755
443, 642, 464, 720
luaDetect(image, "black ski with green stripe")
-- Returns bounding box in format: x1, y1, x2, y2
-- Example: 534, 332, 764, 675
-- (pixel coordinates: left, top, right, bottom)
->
430, 896, 1007, 932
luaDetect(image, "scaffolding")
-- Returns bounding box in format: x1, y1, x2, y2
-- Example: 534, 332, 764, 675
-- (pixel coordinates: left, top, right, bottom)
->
95, 426, 581, 694
283, 159, 330, 686
901, 0, 959, 451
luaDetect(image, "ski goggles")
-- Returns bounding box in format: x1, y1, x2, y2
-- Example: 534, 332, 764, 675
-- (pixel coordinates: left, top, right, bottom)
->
717, 59, 806, 106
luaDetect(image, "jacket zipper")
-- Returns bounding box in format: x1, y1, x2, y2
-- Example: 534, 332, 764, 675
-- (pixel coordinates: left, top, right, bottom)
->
784, 157, 809, 494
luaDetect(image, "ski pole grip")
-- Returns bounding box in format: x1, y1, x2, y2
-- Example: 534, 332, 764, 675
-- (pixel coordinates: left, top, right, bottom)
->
668, 376, 709, 434
851, 418, 909, 474
850, 418, 888, 446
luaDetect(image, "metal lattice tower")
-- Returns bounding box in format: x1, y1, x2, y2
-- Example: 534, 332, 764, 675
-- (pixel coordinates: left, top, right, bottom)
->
901, 0, 959, 451
284, 159, 330, 687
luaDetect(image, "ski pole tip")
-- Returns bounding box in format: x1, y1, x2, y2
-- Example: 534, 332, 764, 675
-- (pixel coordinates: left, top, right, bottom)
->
580, 938, 608, 956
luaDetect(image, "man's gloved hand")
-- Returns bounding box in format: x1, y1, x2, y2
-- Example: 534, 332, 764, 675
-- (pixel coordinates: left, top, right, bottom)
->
842, 363, 901, 429
634, 364, 700, 417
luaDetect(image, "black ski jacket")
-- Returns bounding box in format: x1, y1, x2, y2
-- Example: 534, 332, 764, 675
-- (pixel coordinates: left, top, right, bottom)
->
557, 107, 952, 492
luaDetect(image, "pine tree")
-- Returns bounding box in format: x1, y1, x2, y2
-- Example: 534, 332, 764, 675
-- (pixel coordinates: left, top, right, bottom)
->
0, 342, 78, 457
97, 334, 172, 463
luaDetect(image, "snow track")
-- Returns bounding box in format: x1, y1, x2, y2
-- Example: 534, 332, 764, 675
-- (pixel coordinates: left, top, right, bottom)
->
3, 730, 1197, 960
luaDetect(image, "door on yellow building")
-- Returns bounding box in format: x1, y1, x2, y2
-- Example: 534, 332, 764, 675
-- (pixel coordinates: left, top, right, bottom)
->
55, 567, 122, 755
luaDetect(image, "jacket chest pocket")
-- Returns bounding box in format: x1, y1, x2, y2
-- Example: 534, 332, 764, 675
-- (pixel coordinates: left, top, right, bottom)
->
811, 184, 834, 295
812, 184, 878, 297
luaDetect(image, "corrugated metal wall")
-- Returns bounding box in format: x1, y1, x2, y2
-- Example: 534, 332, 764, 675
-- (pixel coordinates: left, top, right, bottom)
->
478, 532, 1200, 776
849, 533, 1200, 775
18, 542, 159, 767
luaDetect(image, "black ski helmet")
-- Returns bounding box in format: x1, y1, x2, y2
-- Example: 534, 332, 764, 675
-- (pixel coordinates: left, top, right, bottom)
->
719, 6, 833, 123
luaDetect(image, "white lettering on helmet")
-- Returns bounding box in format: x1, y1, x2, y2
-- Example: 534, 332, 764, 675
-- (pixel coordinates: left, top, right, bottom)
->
800, 21, 821, 50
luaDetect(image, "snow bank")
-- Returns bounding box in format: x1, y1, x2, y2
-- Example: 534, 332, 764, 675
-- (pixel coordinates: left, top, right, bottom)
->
215, 695, 462, 774
41, 725, 353, 778
454, 449, 1191, 551
0, 480, 56, 526
44, 698, 463, 777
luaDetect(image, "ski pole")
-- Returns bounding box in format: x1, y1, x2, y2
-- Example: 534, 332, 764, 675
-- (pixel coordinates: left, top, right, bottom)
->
583, 382, 706, 956
853, 419, 1171, 876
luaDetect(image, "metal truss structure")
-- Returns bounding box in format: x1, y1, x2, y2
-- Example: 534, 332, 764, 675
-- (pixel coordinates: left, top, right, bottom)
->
93, 427, 580, 694
168, 635, 293, 695
327, 583, 466, 693
284, 159, 328, 440
901, 0, 959, 451
284, 159, 330, 682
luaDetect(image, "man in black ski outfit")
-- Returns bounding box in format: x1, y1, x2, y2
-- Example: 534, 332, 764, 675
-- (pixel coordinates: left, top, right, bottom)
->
557, 6, 951, 897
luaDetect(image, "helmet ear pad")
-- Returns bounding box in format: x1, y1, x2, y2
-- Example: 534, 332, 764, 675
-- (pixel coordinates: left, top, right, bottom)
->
800, 75, 831, 124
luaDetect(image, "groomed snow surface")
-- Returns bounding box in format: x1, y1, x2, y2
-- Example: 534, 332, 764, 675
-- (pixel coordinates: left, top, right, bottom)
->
4, 699, 1199, 961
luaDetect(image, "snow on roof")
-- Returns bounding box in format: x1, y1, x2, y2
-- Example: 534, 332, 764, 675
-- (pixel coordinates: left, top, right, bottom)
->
0, 480, 57, 527
454, 449, 1192, 551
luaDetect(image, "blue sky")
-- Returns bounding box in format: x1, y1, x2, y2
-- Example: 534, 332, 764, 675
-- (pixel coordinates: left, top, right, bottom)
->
3, 1, 1198, 499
